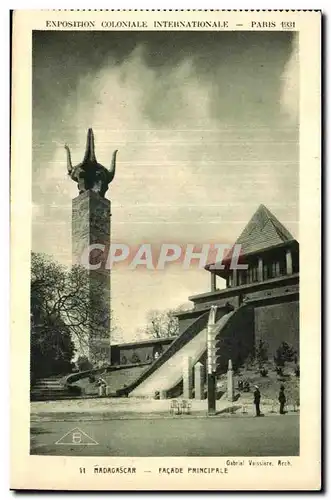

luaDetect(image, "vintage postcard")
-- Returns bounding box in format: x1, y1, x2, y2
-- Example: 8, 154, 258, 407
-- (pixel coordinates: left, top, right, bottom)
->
11, 10, 321, 491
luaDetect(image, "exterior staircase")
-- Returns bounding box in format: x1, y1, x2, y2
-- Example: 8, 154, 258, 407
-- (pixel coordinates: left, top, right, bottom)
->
127, 309, 236, 398
30, 377, 75, 401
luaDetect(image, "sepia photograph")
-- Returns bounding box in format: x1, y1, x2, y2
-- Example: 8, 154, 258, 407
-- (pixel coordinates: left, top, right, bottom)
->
10, 10, 321, 491
30, 27, 300, 458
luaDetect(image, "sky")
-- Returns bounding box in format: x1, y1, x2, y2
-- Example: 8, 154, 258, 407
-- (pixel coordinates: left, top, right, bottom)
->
32, 30, 299, 341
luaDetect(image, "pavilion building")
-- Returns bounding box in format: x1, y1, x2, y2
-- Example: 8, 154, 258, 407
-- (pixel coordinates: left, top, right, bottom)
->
175, 204, 299, 371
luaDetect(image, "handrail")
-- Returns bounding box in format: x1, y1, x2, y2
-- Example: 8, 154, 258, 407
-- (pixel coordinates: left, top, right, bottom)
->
118, 304, 248, 397
64, 362, 151, 386
116, 310, 211, 396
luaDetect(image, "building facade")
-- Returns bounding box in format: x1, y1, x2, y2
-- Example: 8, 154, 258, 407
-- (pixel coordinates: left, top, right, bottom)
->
175, 204, 299, 372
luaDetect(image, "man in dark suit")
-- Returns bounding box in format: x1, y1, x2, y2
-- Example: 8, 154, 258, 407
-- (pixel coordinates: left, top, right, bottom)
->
279, 385, 286, 414
253, 385, 261, 416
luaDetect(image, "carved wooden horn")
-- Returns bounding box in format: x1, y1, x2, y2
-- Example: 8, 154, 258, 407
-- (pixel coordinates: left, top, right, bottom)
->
108, 150, 118, 182
64, 144, 73, 174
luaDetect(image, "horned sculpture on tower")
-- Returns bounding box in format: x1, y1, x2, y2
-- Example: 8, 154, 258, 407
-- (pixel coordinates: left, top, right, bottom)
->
65, 128, 118, 198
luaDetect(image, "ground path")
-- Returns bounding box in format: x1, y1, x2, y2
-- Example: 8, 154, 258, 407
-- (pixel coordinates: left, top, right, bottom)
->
30, 397, 299, 457
31, 414, 299, 456
31, 395, 294, 419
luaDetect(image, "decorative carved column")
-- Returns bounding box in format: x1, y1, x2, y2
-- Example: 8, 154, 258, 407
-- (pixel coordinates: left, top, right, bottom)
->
207, 305, 217, 414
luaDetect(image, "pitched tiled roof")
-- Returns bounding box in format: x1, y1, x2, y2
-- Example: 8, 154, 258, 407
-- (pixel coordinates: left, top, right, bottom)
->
233, 204, 295, 255
208, 205, 295, 268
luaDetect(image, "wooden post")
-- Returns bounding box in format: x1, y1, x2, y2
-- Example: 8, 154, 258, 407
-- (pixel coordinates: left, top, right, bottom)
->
286, 249, 293, 275
210, 272, 216, 292
258, 257, 263, 282
232, 269, 238, 287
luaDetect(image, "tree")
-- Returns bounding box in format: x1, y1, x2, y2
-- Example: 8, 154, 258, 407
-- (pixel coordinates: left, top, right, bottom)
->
144, 309, 180, 339
77, 356, 93, 372
274, 342, 297, 373
30, 309, 75, 382
31, 252, 117, 375
140, 303, 193, 339
256, 339, 269, 368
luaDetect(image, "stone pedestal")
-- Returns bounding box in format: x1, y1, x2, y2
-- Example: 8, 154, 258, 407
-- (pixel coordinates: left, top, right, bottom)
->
98, 385, 106, 397
227, 359, 234, 402
183, 356, 193, 399
194, 362, 204, 400
72, 190, 111, 364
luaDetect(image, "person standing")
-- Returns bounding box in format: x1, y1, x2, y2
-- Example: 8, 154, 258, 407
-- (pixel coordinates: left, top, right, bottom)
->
253, 385, 261, 417
279, 385, 286, 414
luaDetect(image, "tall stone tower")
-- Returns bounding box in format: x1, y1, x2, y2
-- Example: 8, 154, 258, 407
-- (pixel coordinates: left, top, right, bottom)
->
65, 129, 118, 365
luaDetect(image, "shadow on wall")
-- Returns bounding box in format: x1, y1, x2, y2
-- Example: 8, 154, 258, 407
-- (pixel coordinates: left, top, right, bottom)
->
216, 306, 255, 374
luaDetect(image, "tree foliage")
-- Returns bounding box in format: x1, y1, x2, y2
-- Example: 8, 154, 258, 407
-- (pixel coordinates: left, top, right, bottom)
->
31, 252, 116, 377
77, 355, 93, 372
255, 339, 269, 367
30, 307, 75, 381
144, 308, 180, 339
274, 342, 297, 368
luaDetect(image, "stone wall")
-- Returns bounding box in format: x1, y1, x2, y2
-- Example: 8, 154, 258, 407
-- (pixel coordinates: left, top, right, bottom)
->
254, 300, 299, 357
113, 345, 156, 365
215, 305, 255, 374
111, 338, 176, 366
177, 314, 201, 335
212, 301, 299, 374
